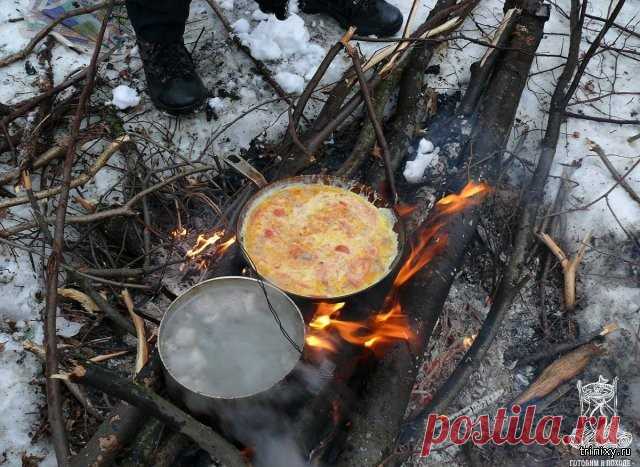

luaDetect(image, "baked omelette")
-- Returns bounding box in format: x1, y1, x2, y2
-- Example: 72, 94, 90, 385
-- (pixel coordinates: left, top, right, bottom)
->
241, 183, 398, 297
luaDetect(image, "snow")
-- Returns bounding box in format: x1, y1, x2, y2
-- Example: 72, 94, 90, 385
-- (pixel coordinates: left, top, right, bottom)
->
108, 84, 140, 110
232, 18, 251, 34
403, 138, 439, 183
208, 96, 227, 112
1, 0, 639, 463
274, 71, 305, 93
236, 13, 332, 86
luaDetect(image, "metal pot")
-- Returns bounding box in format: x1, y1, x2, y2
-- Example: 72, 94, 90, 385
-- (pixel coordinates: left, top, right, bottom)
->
158, 276, 306, 418
235, 174, 406, 301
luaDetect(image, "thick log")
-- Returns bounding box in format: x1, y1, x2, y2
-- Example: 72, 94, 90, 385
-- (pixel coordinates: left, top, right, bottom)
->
69, 351, 162, 467
333, 3, 550, 466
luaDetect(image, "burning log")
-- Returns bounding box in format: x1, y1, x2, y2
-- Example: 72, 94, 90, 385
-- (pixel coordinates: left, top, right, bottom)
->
333, 3, 551, 465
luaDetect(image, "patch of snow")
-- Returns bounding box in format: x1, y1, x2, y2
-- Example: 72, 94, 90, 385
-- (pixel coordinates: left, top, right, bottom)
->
232, 18, 250, 34
56, 316, 83, 338
274, 71, 304, 94
403, 139, 439, 183
252, 8, 271, 21
208, 96, 227, 112
108, 85, 140, 110
220, 0, 234, 10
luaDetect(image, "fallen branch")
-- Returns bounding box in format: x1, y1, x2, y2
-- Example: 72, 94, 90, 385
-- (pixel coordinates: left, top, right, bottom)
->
44, 6, 114, 464
79, 280, 136, 335
564, 110, 640, 125
346, 44, 397, 202
0, 144, 65, 186
66, 363, 246, 467
69, 351, 162, 467
0, 164, 217, 237
23, 340, 103, 420
536, 231, 592, 311
291, 28, 355, 129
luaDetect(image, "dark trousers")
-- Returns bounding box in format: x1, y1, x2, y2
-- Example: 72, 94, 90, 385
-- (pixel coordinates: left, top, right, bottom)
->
126, 0, 192, 44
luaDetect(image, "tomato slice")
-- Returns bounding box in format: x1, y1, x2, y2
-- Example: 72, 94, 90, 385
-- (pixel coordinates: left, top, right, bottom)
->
335, 244, 350, 254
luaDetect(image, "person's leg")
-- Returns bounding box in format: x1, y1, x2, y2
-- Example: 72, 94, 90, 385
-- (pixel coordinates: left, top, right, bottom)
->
125, 0, 207, 114
126, 0, 191, 44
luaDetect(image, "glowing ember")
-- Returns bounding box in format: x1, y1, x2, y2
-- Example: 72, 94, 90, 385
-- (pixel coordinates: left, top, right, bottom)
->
305, 181, 491, 355
171, 226, 187, 239
462, 334, 476, 350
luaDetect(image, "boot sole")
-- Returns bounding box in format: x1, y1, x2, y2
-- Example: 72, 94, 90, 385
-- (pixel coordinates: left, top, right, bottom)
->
149, 94, 207, 115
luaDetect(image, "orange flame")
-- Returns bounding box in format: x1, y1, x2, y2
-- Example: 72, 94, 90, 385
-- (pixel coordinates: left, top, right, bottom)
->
305, 181, 491, 355
186, 230, 236, 259
394, 202, 417, 218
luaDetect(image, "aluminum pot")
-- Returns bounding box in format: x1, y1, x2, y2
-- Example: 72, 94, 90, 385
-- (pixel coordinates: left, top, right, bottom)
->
158, 276, 306, 419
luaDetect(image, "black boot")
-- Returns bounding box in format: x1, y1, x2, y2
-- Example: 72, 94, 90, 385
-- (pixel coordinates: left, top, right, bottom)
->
137, 40, 207, 114
300, 0, 403, 37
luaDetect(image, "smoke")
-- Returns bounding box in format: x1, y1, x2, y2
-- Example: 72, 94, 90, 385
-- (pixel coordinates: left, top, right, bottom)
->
214, 359, 334, 467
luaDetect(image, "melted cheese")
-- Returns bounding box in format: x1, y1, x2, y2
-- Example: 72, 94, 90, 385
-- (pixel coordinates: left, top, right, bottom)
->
241, 183, 398, 297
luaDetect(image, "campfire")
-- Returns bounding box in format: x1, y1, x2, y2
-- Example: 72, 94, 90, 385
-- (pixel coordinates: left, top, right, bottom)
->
4, 0, 628, 465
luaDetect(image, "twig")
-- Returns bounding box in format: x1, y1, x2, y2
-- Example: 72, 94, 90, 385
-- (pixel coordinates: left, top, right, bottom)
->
79, 280, 136, 335
67, 363, 247, 467
0, 135, 130, 211
0, 164, 216, 236
564, 111, 640, 125
346, 45, 397, 203
291, 28, 355, 128
43, 5, 114, 465
57, 288, 98, 314
588, 140, 640, 206
0, 1, 122, 68
515, 323, 618, 367
537, 231, 592, 311
89, 350, 130, 363
121, 289, 148, 374
0, 144, 66, 186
